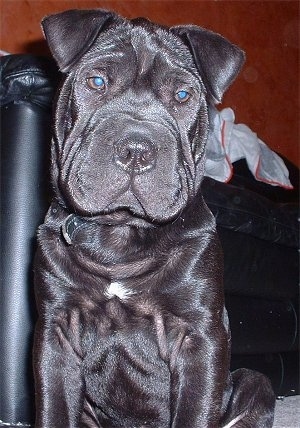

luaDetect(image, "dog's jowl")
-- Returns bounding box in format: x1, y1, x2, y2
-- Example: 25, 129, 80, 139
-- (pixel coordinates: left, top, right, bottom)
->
34, 9, 275, 427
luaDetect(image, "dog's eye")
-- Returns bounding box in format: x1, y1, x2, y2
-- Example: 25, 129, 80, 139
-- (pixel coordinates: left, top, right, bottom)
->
175, 90, 191, 103
87, 76, 106, 90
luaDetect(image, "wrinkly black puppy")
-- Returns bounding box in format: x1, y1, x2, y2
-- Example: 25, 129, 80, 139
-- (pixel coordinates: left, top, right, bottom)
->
34, 9, 275, 428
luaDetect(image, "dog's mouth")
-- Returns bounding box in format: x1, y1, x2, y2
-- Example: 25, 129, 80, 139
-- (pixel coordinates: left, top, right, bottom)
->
61, 177, 188, 226
59, 124, 192, 223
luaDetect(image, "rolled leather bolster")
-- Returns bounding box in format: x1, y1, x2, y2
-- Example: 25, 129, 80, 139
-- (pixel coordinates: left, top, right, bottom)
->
0, 54, 57, 425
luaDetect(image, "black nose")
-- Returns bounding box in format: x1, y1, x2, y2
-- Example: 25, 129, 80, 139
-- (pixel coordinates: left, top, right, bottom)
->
114, 138, 157, 174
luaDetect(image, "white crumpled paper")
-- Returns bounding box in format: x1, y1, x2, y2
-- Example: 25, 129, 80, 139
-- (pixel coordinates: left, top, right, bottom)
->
205, 107, 293, 189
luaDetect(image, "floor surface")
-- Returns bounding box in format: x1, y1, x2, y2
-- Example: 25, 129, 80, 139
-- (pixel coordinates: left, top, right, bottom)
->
273, 395, 300, 427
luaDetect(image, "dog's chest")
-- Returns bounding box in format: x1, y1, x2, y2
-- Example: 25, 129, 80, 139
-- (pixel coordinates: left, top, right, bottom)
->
78, 285, 172, 425
82, 310, 171, 425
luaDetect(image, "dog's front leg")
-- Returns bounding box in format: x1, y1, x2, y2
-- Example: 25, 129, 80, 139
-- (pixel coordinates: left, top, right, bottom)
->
170, 318, 229, 428
34, 310, 85, 428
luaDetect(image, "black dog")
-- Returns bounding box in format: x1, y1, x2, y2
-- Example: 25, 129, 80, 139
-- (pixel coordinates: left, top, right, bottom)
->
34, 9, 275, 427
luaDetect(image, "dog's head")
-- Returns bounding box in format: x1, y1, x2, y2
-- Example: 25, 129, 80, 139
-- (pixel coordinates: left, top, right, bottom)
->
42, 9, 244, 224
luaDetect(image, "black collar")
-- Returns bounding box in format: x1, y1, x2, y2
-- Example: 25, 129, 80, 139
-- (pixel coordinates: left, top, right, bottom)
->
61, 213, 88, 245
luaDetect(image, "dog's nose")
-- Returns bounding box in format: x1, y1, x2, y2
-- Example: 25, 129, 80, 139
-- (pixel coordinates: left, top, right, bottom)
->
114, 139, 157, 174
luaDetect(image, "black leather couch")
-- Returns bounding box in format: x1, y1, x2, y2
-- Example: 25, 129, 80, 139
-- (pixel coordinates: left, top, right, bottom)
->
1, 54, 299, 427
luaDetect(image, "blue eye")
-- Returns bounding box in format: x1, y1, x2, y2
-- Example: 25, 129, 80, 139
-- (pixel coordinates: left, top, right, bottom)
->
175, 90, 190, 102
87, 75, 106, 90
93, 76, 104, 87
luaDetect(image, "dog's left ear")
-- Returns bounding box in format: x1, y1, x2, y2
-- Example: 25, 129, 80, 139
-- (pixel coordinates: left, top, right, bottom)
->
171, 25, 245, 103
42, 9, 118, 72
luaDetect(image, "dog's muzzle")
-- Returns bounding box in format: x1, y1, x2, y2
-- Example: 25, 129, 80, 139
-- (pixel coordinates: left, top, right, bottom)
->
114, 137, 157, 174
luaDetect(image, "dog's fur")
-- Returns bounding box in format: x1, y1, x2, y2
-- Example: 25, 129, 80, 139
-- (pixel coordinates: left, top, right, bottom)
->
34, 9, 275, 427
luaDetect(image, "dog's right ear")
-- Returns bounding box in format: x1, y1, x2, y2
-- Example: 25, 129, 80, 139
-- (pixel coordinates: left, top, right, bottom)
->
41, 9, 117, 72
171, 25, 245, 104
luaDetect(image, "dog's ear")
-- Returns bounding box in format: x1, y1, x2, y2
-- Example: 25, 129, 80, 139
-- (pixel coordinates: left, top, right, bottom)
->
171, 25, 245, 103
41, 9, 117, 72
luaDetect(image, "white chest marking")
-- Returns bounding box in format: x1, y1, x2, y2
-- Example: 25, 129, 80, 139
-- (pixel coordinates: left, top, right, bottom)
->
104, 282, 134, 301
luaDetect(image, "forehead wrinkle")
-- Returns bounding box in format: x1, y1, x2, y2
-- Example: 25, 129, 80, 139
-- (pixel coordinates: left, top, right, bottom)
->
85, 24, 133, 58
130, 25, 200, 80
80, 32, 135, 73
80, 22, 202, 87
130, 29, 157, 76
